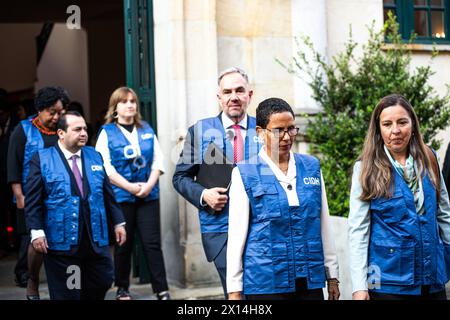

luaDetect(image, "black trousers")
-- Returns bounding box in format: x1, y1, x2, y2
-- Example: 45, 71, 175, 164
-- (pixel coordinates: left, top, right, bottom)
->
213, 242, 227, 298
246, 277, 324, 300
43, 234, 114, 300
370, 286, 447, 300
114, 199, 168, 293
14, 208, 28, 279
0, 177, 12, 250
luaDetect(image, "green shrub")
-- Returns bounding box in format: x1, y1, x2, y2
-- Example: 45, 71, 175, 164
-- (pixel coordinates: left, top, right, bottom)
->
279, 13, 450, 217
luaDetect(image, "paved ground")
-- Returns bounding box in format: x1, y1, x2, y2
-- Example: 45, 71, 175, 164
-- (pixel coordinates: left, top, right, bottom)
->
2, 250, 450, 300
0, 251, 224, 300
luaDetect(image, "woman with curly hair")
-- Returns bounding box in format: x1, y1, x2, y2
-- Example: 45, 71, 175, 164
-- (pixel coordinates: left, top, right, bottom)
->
7, 86, 69, 300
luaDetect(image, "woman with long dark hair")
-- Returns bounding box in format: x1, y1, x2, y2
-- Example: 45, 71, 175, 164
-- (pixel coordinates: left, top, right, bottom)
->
348, 93, 450, 300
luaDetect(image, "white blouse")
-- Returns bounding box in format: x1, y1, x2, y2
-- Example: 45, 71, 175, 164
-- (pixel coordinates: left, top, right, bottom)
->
226, 148, 339, 293
95, 124, 165, 176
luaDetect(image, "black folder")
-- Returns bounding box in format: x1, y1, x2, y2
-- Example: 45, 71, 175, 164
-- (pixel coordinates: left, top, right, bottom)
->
196, 142, 234, 213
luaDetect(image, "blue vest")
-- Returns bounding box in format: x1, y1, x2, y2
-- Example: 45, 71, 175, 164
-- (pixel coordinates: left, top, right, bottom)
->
195, 116, 259, 233
21, 117, 44, 192
368, 170, 450, 295
101, 121, 159, 203
238, 153, 326, 294
39, 146, 110, 251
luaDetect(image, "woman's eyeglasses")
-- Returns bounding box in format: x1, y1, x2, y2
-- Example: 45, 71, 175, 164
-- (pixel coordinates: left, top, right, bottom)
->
265, 127, 299, 139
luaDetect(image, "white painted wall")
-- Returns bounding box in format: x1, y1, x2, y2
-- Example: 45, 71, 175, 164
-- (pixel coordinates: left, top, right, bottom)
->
35, 23, 90, 120
409, 51, 450, 163
326, 0, 383, 60
291, 0, 328, 112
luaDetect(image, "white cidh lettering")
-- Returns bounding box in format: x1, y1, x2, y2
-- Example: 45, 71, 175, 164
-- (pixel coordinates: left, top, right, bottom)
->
303, 177, 320, 185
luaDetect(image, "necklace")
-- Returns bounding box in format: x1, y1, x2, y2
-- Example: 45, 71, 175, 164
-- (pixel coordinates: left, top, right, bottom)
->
31, 116, 57, 135
279, 163, 288, 174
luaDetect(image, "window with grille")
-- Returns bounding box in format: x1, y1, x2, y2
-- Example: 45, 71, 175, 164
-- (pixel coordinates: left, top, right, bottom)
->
383, 0, 449, 43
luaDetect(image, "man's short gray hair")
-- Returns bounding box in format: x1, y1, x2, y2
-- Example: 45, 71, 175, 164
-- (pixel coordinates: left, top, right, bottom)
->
217, 67, 249, 86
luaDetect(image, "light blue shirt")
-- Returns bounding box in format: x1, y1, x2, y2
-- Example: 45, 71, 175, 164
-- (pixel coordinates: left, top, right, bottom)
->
347, 155, 450, 293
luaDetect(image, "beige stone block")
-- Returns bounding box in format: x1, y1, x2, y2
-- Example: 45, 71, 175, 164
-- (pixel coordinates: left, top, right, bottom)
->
217, 36, 253, 75
184, 0, 216, 21
169, 21, 189, 80
184, 20, 218, 79
252, 36, 293, 83
216, 0, 291, 37
185, 80, 221, 123
249, 82, 294, 115
185, 242, 221, 286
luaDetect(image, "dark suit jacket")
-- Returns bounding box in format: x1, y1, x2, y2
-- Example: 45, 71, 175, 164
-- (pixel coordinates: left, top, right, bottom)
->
25, 144, 124, 256
443, 142, 450, 193
0, 115, 18, 181
172, 113, 238, 261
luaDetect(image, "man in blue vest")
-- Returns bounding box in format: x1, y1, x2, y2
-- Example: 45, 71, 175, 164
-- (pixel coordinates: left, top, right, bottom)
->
173, 67, 259, 296
25, 111, 126, 300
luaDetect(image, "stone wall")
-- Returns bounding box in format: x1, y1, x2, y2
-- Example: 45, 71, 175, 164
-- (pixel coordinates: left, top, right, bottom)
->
216, 0, 294, 115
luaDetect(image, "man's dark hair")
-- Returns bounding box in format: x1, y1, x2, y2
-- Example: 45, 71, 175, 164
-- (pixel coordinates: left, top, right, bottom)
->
34, 86, 70, 111
256, 97, 295, 128
67, 101, 85, 117
57, 110, 83, 132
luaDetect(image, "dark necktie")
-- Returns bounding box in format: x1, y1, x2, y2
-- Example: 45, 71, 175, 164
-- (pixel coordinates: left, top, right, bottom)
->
70, 155, 84, 197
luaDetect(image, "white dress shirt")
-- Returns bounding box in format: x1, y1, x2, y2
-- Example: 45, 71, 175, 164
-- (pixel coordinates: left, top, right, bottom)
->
226, 148, 339, 293
95, 123, 165, 176
221, 113, 248, 144
199, 113, 248, 206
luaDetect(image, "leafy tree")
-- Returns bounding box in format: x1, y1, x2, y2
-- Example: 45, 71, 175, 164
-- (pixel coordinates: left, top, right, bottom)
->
279, 13, 450, 216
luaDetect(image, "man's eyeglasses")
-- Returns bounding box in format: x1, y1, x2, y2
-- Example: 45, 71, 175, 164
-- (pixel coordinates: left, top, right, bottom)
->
265, 127, 299, 139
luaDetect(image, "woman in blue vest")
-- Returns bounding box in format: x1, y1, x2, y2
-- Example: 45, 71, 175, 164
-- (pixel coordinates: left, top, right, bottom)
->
348, 94, 450, 300
95, 87, 170, 300
226, 97, 340, 300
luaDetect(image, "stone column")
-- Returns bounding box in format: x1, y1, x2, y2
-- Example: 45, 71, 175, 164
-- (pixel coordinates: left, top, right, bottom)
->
153, 0, 220, 287
291, 0, 328, 113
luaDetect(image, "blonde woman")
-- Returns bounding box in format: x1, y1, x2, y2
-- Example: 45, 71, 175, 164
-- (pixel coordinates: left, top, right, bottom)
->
95, 87, 170, 300
348, 94, 450, 300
